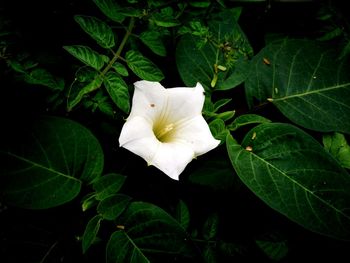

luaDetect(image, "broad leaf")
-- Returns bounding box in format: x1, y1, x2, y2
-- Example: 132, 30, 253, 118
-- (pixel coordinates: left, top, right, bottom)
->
176, 10, 253, 91
0, 116, 104, 209
103, 71, 130, 113
115, 201, 194, 259
323, 132, 350, 169
226, 123, 350, 240
64, 45, 105, 70
82, 215, 103, 253
106, 231, 150, 263
24, 68, 64, 91
126, 50, 164, 81
68, 75, 103, 111
139, 31, 166, 56
245, 39, 350, 133
92, 0, 125, 23
97, 194, 132, 220
93, 173, 127, 201
228, 114, 271, 131
74, 15, 115, 48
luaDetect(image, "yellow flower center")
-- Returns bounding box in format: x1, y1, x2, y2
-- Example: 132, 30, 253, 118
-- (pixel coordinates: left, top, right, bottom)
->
153, 122, 175, 142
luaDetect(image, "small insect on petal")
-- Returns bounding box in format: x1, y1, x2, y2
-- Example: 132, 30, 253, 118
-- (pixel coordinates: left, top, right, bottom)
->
263, 57, 271, 65
150, 103, 155, 107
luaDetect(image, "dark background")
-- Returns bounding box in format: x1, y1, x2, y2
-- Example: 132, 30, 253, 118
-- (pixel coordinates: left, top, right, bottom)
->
1, 0, 349, 262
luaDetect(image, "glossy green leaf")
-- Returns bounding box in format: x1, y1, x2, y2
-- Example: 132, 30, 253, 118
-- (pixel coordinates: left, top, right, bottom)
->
112, 62, 129, 76
226, 123, 350, 240
176, 10, 252, 91
114, 201, 194, 259
68, 75, 103, 111
228, 114, 271, 131
82, 215, 103, 253
245, 39, 350, 133
106, 231, 150, 263
139, 31, 166, 56
126, 50, 164, 81
175, 200, 190, 230
93, 173, 127, 201
92, 0, 125, 23
0, 116, 104, 209
24, 68, 64, 91
97, 194, 132, 220
209, 118, 228, 143
323, 132, 350, 169
151, 13, 180, 27
74, 15, 115, 48
63, 45, 105, 70
103, 71, 130, 113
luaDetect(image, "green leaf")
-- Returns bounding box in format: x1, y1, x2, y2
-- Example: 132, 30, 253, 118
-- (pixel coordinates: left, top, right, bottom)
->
151, 9, 180, 28
255, 235, 288, 261
323, 132, 350, 169
116, 201, 194, 259
68, 75, 104, 111
24, 68, 64, 91
213, 98, 232, 112
126, 50, 164, 81
92, 0, 125, 23
188, 159, 237, 191
202, 213, 219, 240
139, 31, 166, 56
175, 200, 190, 230
93, 173, 127, 200
82, 215, 103, 253
176, 10, 252, 91
226, 123, 350, 240
209, 118, 228, 143
106, 231, 150, 263
81, 192, 98, 211
97, 193, 132, 220
74, 15, 115, 48
228, 114, 271, 131
189, 1, 211, 8
63, 45, 105, 70
112, 62, 129, 76
0, 116, 104, 209
245, 39, 350, 133
103, 71, 130, 113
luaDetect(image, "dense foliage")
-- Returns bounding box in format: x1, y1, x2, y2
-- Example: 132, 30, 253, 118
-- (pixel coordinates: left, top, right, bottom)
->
1, 0, 350, 262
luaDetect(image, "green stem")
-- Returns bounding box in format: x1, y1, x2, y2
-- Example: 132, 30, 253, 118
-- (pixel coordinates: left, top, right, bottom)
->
101, 17, 135, 76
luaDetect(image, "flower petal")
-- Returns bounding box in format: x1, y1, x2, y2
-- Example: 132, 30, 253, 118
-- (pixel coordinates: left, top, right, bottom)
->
172, 115, 220, 156
119, 116, 160, 163
149, 142, 195, 180
165, 82, 205, 121
128, 80, 167, 121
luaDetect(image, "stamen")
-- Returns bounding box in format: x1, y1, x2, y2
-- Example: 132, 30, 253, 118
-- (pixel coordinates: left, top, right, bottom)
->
154, 123, 175, 142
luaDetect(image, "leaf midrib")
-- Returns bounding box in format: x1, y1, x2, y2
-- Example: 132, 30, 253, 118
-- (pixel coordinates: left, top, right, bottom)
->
7, 151, 80, 182
272, 82, 349, 102
239, 146, 350, 221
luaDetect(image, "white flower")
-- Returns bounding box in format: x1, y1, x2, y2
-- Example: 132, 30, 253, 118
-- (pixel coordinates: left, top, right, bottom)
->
119, 80, 220, 180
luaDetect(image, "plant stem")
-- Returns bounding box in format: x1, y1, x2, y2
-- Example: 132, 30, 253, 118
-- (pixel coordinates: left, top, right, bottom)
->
101, 17, 135, 76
